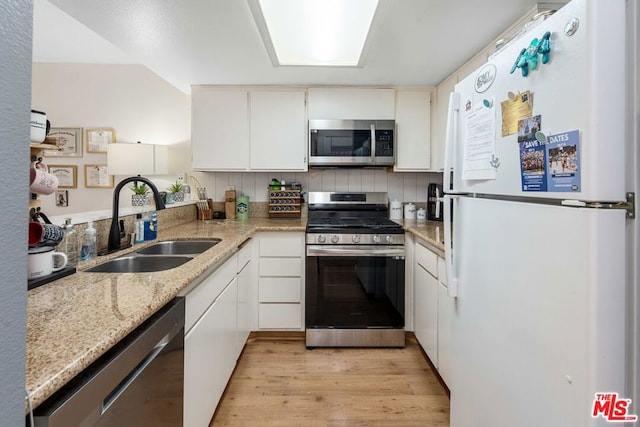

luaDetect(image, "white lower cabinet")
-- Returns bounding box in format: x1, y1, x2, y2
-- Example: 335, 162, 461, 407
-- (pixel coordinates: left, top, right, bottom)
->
257, 232, 305, 330
413, 239, 452, 387
236, 241, 252, 355
213, 278, 239, 394
258, 303, 302, 329
184, 266, 237, 427
414, 243, 439, 367
184, 238, 254, 427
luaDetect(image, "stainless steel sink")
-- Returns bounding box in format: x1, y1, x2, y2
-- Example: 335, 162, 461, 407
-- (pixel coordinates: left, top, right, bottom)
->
86, 255, 193, 273
136, 239, 221, 256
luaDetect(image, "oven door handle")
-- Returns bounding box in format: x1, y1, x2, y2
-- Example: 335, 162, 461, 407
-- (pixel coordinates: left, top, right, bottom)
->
306, 245, 405, 257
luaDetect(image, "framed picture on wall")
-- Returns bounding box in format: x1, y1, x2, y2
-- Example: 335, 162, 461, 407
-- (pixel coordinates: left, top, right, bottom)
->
55, 190, 68, 207
85, 128, 116, 153
84, 164, 113, 188
43, 128, 83, 157
48, 165, 77, 188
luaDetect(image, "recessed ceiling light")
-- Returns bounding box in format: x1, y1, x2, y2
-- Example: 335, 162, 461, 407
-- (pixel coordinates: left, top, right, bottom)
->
250, 0, 379, 67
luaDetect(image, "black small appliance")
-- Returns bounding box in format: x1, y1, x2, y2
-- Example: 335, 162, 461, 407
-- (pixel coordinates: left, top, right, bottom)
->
427, 183, 444, 221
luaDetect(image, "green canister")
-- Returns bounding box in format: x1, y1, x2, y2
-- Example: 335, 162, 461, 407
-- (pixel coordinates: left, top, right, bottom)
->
236, 195, 249, 220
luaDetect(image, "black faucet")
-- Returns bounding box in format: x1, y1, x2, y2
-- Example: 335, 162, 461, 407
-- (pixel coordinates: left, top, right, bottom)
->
108, 176, 165, 253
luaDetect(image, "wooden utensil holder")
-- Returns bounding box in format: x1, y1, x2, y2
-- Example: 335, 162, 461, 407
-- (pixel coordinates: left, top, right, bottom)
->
197, 199, 214, 220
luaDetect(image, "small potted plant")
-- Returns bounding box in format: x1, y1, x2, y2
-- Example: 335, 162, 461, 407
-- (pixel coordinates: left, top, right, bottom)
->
130, 182, 150, 207
168, 182, 184, 202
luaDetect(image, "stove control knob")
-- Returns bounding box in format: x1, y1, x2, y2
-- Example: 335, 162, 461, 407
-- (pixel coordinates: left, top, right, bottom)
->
352, 234, 360, 243
331, 235, 340, 244
372, 235, 381, 244
385, 235, 393, 243
317, 234, 326, 243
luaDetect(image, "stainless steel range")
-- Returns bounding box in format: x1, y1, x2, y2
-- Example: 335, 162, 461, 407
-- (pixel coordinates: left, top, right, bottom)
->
305, 192, 405, 348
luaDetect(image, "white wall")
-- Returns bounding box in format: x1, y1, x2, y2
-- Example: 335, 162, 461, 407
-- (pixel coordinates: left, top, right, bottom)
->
31, 63, 191, 217
192, 170, 443, 204
1, 0, 30, 423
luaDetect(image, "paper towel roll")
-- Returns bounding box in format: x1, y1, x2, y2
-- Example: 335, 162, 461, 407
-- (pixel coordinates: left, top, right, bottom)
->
390, 200, 403, 219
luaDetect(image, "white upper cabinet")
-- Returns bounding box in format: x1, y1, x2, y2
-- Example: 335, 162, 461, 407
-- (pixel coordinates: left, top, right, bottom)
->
192, 87, 307, 171
308, 88, 395, 119
249, 90, 307, 171
432, 74, 457, 172
394, 89, 432, 171
192, 87, 249, 171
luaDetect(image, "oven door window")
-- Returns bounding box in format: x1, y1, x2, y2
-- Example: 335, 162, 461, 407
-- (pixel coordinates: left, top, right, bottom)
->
306, 255, 405, 328
310, 130, 372, 157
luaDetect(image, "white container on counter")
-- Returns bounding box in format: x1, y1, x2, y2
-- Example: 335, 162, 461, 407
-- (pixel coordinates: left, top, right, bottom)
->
404, 203, 416, 219
390, 199, 403, 219
417, 208, 427, 219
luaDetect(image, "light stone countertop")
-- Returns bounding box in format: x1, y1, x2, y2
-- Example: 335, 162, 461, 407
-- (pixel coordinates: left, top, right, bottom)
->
26, 218, 305, 410
396, 219, 446, 255
26, 217, 444, 410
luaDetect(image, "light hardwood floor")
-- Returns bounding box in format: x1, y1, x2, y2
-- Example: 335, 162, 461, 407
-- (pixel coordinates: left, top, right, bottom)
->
210, 334, 450, 426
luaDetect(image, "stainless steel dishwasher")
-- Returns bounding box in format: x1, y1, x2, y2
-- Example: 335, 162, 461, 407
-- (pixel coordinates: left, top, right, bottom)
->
33, 297, 185, 427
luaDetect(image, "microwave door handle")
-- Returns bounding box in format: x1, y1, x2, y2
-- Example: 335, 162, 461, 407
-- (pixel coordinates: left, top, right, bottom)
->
370, 123, 376, 162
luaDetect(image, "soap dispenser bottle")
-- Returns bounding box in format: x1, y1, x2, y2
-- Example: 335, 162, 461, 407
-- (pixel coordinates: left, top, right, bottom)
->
143, 210, 158, 241
60, 217, 78, 268
134, 214, 144, 243
80, 220, 97, 261
182, 174, 191, 202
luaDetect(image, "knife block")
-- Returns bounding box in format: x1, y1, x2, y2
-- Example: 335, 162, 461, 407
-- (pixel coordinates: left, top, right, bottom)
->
197, 199, 214, 220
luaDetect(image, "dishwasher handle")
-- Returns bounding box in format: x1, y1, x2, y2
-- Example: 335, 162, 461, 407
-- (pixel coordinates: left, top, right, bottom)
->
101, 334, 170, 414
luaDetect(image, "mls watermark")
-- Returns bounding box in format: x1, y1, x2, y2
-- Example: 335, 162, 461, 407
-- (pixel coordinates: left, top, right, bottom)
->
592, 393, 638, 423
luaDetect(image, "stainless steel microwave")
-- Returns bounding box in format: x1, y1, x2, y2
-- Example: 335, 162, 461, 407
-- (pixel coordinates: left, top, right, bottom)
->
308, 119, 395, 167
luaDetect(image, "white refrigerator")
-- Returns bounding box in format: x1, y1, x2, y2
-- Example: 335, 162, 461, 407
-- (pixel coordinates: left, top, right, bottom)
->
442, 0, 638, 426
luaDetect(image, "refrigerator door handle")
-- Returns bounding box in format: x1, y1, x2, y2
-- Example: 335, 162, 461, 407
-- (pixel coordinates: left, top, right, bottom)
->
444, 92, 461, 194
443, 194, 458, 297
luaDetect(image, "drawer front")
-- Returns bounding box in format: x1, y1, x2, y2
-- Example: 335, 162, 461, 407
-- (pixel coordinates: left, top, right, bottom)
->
415, 242, 438, 277
185, 254, 237, 332
259, 303, 302, 329
259, 257, 302, 277
259, 277, 302, 303
259, 233, 303, 257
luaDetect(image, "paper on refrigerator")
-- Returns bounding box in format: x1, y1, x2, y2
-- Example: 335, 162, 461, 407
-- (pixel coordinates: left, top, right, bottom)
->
462, 98, 497, 180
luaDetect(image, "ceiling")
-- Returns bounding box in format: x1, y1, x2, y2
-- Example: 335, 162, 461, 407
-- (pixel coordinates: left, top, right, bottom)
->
33, 0, 548, 94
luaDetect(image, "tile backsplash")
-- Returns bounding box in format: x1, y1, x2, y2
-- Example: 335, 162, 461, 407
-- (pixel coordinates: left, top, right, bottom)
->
192, 170, 443, 204
70, 204, 197, 255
